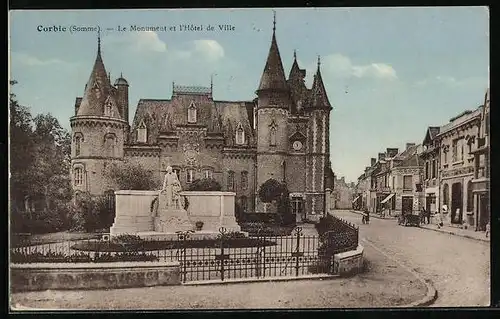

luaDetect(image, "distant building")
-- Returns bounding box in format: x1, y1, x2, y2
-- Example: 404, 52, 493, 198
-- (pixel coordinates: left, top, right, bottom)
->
470, 89, 490, 231
435, 105, 483, 227
331, 176, 354, 209
419, 127, 441, 214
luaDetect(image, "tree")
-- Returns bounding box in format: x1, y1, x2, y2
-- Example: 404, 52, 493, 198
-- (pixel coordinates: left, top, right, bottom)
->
187, 178, 222, 191
9, 80, 35, 212
105, 161, 159, 190
258, 179, 294, 226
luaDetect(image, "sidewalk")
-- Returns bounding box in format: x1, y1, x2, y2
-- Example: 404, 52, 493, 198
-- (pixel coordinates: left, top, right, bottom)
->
419, 223, 490, 243
350, 210, 397, 220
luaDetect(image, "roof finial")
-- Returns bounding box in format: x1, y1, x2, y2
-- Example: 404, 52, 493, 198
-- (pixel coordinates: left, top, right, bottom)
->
210, 74, 214, 94
294, 49, 297, 60
97, 29, 101, 55
120, 72, 123, 78
273, 10, 276, 32
318, 55, 321, 67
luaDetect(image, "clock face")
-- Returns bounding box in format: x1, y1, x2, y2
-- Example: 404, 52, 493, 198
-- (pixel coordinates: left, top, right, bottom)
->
293, 140, 303, 151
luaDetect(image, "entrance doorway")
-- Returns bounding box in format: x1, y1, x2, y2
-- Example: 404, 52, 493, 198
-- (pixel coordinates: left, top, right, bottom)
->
426, 194, 436, 214
478, 194, 490, 230
402, 196, 413, 215
451, 182, 463, 224
291, 197, 304, 222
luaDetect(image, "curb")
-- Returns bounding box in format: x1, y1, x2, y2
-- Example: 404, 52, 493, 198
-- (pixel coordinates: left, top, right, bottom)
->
419, 225, 490, 243
361, 238, 438, 308
183, 274, 339, 286
349, 210, 397, 221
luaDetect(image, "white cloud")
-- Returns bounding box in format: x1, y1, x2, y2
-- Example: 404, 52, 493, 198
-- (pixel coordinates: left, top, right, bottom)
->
318, 53, 398, 81
11, 52, 73, 67
171, 39, 225, 62
107, 31, 167, 53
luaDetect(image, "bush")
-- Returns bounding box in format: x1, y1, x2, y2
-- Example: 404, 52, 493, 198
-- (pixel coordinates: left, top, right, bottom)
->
104, 162, 159, 191
257, 179, 294, 227
68, 192, 114, 232
216, 231, 247, 240
188, 178, 222, 191
258, 179, 284, 203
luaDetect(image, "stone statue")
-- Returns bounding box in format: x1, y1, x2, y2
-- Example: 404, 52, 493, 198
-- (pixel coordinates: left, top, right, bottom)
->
154, 166, 193, 233
161, 166, 182, 209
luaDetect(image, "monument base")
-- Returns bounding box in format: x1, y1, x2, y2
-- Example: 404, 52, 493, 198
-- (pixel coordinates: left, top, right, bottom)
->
155, 208, 193, 233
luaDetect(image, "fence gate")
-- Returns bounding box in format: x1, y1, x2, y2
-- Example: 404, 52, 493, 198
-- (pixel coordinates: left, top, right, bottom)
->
176, 227, 330, 283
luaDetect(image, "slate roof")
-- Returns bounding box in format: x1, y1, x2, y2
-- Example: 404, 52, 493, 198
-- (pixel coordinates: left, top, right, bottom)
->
308, 58, 332, 110
258, 29, 288, 91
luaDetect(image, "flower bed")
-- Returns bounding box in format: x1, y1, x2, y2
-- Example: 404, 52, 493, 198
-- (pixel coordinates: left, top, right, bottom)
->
70, 237, 277, 252
239, 222, 295, 237
10, 250, 160, 264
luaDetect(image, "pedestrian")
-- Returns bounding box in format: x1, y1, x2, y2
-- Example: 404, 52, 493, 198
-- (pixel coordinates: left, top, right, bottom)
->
420, 207, 426, 224
425, 209, 431, 224
486, 222, 490, 238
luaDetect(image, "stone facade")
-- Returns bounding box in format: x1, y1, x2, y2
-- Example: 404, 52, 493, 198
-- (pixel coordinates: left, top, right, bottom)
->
331, 176, 355, 209
435, 106, 482, 226
420, 127, 441, 215
70, 23, 334, 219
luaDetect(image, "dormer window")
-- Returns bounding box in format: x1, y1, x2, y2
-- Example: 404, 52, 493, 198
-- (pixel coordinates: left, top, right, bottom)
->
104, 97, 113, 116
269, 120, 277, 146
235, 123, 245, 145
137, 120, 147, 143
92, 80, 99, 90
188, 101, 197, 123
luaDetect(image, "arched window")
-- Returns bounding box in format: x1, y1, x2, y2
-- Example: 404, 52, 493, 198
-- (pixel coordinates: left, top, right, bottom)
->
204, 169, 213, 179
74, 133, 83, 156
443, 183, 449, 207
467, 181, 473, 212
104, 134, 116, 157
241, 171, 248, 190
269, 121, 277, 146
188, 102, 197, 123
235, 123, 245, 145
137, 120, 147, 143
74, 167, 83, 186
227, 170, 235, 191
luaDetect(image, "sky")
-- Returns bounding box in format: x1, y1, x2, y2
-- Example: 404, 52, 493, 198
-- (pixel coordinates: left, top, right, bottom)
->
9, 7, 489, 183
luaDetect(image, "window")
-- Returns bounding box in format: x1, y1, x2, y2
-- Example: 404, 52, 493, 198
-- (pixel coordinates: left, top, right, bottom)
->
425, 161, 429, 180
104, 134, 116, 157
452, 139, 458, 162
392, 176, 396, 188
235, 123, 245, 145
137, 121, 147, 143
227, 170, 235, 191
74, 135, 82, 156
204, 169, 213, 179
186, 169, 195, 183
403, 175, 412, 190
74, 167, 83, 186
269, 121, 277, 146
188, 102, 197, 123
459, 139, 464, 161
173, 168, 180, 179
104, 190, 115, 213
443, 183, 449, 206
432, 159, 437, 178
467, 181, 473, 212
104, 97, 113, 117
241, 171, 248, 190
443, 149, 448, 164
240, 196, 248, 213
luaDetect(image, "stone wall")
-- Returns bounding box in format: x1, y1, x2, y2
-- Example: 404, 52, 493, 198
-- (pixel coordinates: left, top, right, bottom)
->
10, 261, 180, 292
110, 190, 157, 235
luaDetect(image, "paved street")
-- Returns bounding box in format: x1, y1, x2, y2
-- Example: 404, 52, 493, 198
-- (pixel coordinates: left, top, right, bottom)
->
331, 210, 490, 307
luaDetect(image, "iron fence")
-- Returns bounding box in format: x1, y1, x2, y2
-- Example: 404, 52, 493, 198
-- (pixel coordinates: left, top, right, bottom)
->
10, 217, 359, 283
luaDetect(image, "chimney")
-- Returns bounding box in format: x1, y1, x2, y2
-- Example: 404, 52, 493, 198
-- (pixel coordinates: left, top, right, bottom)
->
386, 148, 399, 158
406, 143, 416, 150
378, 152, 386, 161
371, 158, 376, 166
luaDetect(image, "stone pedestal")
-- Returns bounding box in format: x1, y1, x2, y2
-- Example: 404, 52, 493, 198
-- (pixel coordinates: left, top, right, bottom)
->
154, 208, 193, 233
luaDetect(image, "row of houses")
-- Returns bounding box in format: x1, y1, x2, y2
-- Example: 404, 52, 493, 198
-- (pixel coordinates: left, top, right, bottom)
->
353, 89, 490, 231
330, 176, 356, 210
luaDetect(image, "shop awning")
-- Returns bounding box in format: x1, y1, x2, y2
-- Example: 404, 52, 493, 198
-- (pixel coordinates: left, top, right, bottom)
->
352, 195, 361, 203
380, 193, 395, 204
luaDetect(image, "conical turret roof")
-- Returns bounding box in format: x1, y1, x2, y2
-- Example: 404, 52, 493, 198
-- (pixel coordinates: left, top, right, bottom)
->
77, 35, 119, 117
257, 15, 288, 92
309, 56, 331, 109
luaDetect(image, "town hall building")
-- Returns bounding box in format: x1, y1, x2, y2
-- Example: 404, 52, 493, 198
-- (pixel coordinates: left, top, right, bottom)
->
70, 17, 335, 220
